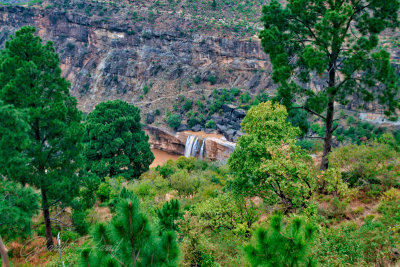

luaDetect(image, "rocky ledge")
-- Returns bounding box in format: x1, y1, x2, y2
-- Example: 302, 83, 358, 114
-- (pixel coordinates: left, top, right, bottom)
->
144, 125, 236, 161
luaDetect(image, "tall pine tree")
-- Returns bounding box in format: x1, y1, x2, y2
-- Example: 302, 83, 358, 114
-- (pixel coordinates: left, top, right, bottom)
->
259, 0, 400, 169
0, 26, 84, 249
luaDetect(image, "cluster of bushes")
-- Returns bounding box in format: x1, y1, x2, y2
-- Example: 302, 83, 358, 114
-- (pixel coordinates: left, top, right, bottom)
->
299, 116, 400, 153
164, 88, 270, 131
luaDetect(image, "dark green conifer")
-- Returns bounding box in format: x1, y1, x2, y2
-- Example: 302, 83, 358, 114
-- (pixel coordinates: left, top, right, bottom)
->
0, 26, 84, 249
84, 100, 154, 179
245, 215, 316, 267
156, 199, 183, 233
81, 195, 179, 267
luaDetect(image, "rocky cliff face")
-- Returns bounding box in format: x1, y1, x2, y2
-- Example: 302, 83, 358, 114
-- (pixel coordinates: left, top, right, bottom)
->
0, 2, 272, 119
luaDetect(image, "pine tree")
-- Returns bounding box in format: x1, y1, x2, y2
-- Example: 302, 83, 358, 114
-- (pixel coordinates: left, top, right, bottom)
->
0, 180, 39, 267
156, 199, 183, 233
0, 26, 84, 249
259, 0, 400, 170
84, 100, 154, 179
245, 215, 316, 267
81, 195, 179, 267
0, 101, 30, 182
212, 0, 217, 10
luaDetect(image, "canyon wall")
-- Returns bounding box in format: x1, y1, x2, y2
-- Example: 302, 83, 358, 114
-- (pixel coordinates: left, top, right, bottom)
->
0, 4, 272, 117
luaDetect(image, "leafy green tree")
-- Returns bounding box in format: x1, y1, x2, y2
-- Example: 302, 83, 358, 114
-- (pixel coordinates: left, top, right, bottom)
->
245, 215, 316, 267
259, 0, 400, 169
156, 199, 183, 233
0, 26, 84, 249
228, 102, 316, 210
84, 100, 154, 179
0, 180, 39, 267
81, 195, 179, 267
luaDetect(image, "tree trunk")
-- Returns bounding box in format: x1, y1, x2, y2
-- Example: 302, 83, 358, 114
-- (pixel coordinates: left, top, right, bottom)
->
321, 56, 337, 170
320, 100, 334, 170
0, 235, 10, 267
41, 188, 54, 250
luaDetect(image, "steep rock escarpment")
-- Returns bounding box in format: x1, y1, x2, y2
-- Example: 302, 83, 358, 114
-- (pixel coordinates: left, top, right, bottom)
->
0, 5, 271, 117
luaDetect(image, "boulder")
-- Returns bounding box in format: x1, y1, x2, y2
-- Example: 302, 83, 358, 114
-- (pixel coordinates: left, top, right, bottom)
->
232, 123, 241, 131
232, 131, 244, 142
177, 124, 188, 132
211, 114, 224, 125
224, 129, 236, 141
233, 109, 246, 119
191, 124, 202, 132
221, 104, 236, 114
216, 124, 228, 133
146, 113, 155, 124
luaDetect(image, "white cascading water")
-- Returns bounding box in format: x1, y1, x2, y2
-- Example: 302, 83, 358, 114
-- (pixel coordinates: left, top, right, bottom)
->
191, 137, 199, 157
184, 135, 206, 158
199, 139, 206, 159
184, 135, 196, 157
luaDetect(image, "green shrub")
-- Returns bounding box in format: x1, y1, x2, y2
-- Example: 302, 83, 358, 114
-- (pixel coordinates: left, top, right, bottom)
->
167, 114, 181, 130
194, 75, 201, 84
184, 100, 193, 111
159, 163, 176, 178
239, 92, 251, 104
346, 116, 356, 124
317, 219, 394, 266
296, 139, 313, 151
377, 189, 400, 227
192, 193, 244, 231
208, 75, 216, 85
176, 156, 196, 171
318, 222, 363, 265
170, 169, 198, 196
156, 199, 183, 232
188, 116, 200, 128
205, 119, 216, 129
96, 182, 112, 202
142, 85, 149, 94
328, 142, 397, 188
71, 210, 89, 235
60, 231, 80, 242
178, 95, 185, 102
320, 197, 349, 220
196, 100, 204, 109
231, 87, 241, 96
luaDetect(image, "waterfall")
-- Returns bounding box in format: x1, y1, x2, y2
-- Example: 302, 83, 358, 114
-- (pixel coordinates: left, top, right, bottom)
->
199, 139, 206, 159
184, 135, 196, 157
184, 135, 206, 158
191, 137, 200, 157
